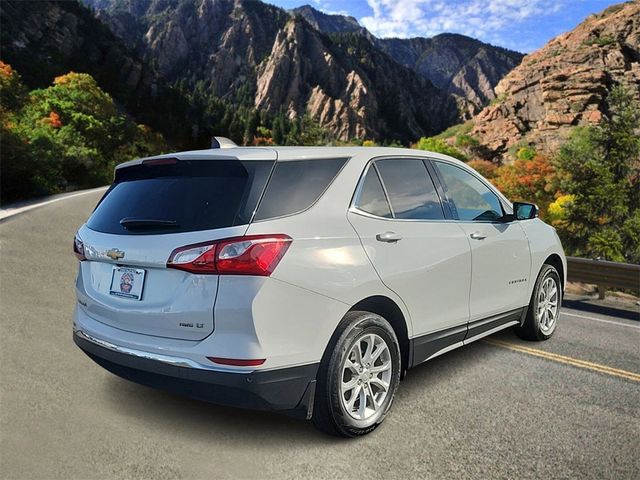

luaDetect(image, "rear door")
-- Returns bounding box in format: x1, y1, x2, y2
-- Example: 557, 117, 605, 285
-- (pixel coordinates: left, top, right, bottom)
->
76, 154, 275, 340
348, 158, 472, 345
431, 160, 531, 331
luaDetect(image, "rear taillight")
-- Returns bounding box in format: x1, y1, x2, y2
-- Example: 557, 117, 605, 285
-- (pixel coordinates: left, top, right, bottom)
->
167, 234, 292, 276
73, 233, 86, 261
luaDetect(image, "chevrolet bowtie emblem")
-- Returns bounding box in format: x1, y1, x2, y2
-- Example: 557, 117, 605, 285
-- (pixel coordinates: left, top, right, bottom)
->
106, 248, 125, 261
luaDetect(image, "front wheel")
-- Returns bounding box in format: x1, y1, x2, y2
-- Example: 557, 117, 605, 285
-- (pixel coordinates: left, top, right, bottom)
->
312, 311, 401, 437
515, 264, 562, 341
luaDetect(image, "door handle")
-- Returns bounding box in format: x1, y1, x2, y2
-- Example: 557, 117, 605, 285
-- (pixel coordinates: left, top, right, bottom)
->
376, 231, 403, 243
470, 231, 487, 240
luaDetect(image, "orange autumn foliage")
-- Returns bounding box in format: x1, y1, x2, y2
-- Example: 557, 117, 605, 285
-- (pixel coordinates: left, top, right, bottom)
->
493, 154, 557, 215
44, 111, 62, 128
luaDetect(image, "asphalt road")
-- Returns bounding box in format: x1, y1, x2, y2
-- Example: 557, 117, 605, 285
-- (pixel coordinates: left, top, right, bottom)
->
1, 191, 639, 480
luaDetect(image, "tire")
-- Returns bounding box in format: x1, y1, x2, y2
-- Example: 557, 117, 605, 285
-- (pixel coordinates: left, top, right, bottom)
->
312, 311, 401, 437
515, 264, 562, 341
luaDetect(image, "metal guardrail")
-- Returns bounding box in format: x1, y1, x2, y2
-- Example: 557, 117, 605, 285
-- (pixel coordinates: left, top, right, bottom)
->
567, 256, 640, 298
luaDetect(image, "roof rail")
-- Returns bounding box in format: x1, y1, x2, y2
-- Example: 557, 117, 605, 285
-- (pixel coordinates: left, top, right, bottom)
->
211, 136, 238, 149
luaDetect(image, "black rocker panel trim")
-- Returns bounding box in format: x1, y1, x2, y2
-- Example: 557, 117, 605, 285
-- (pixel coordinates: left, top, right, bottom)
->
409, 308, 525, 368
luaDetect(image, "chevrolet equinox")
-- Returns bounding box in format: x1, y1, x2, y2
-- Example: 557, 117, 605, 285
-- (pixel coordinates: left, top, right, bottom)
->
73, 141, 566, 437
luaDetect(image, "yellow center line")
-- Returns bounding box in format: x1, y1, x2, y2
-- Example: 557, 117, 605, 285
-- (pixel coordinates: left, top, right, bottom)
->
482, 338, 640, 383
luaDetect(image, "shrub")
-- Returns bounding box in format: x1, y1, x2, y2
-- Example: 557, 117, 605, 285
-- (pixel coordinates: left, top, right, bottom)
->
414, 137, 467, 161
493, 154, 557, 216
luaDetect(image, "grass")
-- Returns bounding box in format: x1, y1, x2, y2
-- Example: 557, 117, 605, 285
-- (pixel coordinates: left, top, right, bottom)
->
583, 36, 616, 47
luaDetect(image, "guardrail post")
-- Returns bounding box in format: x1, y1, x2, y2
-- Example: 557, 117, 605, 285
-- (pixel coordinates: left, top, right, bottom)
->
597, 284, 606, 299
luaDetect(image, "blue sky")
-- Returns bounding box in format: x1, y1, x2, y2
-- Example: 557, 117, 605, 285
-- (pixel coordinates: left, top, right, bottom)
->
268, 0, 619, 52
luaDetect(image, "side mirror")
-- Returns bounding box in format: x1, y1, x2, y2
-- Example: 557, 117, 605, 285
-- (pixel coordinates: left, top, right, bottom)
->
513, 202, 538, 220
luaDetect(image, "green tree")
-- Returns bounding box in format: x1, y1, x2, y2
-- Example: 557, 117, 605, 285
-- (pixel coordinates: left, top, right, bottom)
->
243, 109, 259, 145
556, 86, 640, 262
1, 66, 165, 203
271, 111, 286, 145
296, 114, 330, 146
414, 137, 467, 161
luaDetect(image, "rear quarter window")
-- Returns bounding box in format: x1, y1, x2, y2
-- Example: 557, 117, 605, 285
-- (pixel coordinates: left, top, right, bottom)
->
253, 158, 347, 221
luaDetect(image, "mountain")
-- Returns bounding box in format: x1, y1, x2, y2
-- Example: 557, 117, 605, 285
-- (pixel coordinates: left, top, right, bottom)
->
255, 18, 457, 140
2, 0, 523, 144
291, 5, 362, 34
467, 1, 640, 161
83, 0, 457, 142
291, 5, 523, 116
377, 35, 524, 116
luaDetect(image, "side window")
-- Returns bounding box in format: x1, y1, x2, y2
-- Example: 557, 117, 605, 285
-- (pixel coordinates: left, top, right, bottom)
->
354, 166, 392, 218
375, 159, 444, 220
254, 158, 346, 221
434, 161, 503, 221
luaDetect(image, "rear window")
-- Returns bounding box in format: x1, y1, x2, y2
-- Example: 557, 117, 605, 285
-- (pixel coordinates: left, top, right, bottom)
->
253, 158, 347, 221
87, 159, 274, 235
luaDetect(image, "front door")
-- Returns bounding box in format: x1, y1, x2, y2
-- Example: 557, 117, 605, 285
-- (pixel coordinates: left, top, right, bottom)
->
431, 160, 531, 338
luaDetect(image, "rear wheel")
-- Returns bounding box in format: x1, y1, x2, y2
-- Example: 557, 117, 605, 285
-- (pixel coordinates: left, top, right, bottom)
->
515, 264, 562, 341
312, 311, 401, 437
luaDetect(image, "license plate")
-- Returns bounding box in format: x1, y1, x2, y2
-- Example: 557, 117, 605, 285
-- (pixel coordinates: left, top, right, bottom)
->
109, 266, 146, 300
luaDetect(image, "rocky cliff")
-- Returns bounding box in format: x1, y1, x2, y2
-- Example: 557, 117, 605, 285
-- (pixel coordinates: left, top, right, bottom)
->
84, 0, 458, 141
255, 18, 457, 140
378, 34, 523, 117
469, 1, 640, 161
291, 5, 523, 116
0, 0, 152, 93
291, 5, 362, 34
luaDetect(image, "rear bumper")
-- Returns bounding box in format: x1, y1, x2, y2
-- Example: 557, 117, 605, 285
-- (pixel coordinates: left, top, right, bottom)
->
74, 330, 318, 418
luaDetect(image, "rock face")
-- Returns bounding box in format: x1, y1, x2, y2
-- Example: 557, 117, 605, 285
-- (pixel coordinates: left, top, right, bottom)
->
291, 5, 362, 34
291, 5, 523, 116
469, 2, 640, 161
84, 0, 458, 141
378, 34, 523, 116
255, 18, 457, 140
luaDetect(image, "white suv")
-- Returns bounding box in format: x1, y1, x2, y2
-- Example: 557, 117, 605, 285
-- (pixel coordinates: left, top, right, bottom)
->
73, 143, 565, 437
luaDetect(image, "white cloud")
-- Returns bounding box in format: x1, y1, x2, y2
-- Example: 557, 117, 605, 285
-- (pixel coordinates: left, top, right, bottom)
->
360, 0, 569, 50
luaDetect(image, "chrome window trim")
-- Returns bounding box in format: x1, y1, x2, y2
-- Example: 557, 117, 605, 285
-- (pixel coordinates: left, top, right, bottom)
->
348, 206, 455, 223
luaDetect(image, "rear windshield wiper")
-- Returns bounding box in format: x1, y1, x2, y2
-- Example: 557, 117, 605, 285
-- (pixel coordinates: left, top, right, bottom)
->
120, 217, 180, 229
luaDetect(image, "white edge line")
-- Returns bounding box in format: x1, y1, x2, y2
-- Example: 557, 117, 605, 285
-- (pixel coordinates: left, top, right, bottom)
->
562, 311, 640, 330
0, 187, 108, 221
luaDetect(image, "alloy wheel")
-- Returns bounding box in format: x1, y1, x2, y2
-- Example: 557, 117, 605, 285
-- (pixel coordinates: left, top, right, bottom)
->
340, 333, 392, 421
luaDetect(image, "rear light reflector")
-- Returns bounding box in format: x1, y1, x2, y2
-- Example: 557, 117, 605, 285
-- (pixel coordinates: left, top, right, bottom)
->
207, 357, 266, 367
167, 234, 292, 276
73, 233, 86, 261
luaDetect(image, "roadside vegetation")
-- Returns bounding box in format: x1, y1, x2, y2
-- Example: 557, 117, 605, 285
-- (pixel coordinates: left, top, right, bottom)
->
413, 86, 639, 263
0, 62, 165, 203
